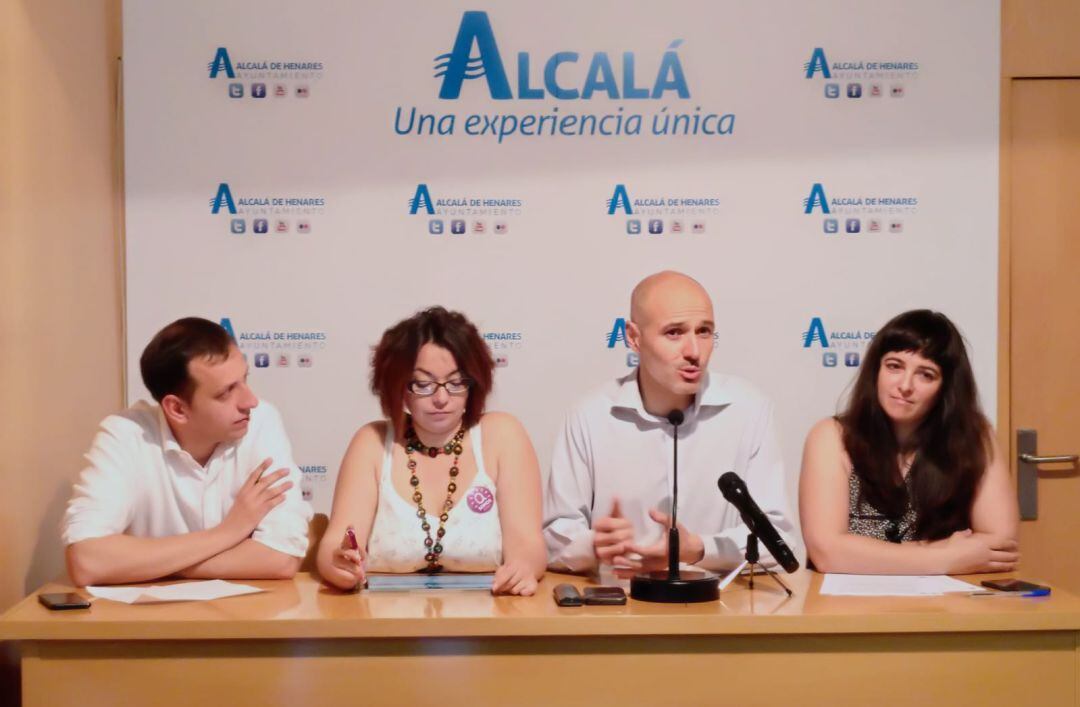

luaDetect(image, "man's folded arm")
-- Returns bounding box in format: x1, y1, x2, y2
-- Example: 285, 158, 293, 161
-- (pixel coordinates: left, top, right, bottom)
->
178, 538, 301, 580
65, 526, 243, 587
64, 421, 236, 586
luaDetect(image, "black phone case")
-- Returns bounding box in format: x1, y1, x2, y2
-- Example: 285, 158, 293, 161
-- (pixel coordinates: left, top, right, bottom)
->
553, 584, 583, 606
583, 587, 627, 605
980, 579, 1046, 593
38, 594, 91, 611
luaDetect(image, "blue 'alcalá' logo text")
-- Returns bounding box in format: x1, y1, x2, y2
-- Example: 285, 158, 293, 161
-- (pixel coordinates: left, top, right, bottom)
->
606, 318, 630, 348
435, 11, 689, 101
803, 183, 830, 214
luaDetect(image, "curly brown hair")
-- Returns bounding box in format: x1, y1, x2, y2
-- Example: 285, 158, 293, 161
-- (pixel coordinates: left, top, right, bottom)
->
370, 307, 494, 431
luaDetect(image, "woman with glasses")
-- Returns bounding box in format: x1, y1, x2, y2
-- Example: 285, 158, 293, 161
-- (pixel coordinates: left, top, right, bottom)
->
799, 310, 1019, 574
317, 307, 546, 594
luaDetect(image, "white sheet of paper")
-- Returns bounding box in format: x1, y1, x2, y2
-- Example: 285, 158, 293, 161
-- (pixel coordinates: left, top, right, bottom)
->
718, 560, 748, 591
86, 580, 265, 604
820, 574, 981, 596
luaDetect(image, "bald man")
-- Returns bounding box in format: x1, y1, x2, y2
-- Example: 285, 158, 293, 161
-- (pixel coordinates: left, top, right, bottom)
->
542, 271, 795, 574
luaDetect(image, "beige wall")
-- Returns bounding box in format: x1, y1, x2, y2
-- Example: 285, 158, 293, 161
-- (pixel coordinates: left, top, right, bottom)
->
1, 0, 122, 618
997, 0, 1080, 451
2, 0, 122, 681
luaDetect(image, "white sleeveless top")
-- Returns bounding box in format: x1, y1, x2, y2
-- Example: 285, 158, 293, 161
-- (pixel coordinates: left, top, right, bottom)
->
366, 424, 502, 573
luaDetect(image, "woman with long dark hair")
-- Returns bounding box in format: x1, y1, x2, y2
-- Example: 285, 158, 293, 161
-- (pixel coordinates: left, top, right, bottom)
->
799, 310, 1019, 574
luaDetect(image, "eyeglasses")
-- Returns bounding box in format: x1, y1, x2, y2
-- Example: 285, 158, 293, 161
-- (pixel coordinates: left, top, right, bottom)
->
407, 378, 472, 397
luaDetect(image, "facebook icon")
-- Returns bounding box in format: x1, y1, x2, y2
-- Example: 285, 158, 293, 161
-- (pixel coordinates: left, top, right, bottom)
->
845, 218, 861, 234
648, 219, 664, 235
847, 83, 862, 98
845, 352, 861, 367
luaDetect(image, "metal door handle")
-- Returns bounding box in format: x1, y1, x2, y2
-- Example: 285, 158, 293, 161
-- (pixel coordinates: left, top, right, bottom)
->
1019, 453, 1079, 464
1017, 429, 1080, 520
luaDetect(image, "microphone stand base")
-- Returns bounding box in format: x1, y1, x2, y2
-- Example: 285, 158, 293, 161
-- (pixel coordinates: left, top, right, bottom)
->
630, 570, 720, 603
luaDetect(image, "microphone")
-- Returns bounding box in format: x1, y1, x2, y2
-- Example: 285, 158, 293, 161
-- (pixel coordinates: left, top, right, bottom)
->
717, 472, 799, 573
629, 407, 719, 602
666, 410, 684, 577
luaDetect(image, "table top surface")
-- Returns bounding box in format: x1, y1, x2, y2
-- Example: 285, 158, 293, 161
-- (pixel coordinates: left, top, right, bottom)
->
3, 570, 1079, 641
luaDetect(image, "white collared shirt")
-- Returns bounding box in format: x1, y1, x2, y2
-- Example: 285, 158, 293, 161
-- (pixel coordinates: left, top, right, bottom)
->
543, 371, 795, 572
62, 399, 312, 557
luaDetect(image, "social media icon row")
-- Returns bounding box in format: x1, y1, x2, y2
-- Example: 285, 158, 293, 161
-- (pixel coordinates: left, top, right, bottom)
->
231, 218, 311, 234
822, 351, 861, 368
825, 82, 904, 99
228, 83, 309, 99
823, 218, 903, 234
626, 219, 705, 235
429, 219, 508, 235
251, 353, 314, 368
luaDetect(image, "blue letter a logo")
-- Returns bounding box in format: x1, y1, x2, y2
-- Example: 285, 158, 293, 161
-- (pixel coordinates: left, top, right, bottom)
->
208, 47, 236, 79
220, 318, 236, 341
804, 48, 830, 79
607, 184, 632, 215
803, 183, 830, 214
802, 317, 829, 348
607, 318, 629, 348
435, 12, 511, 100
409, 184, 435, 215
210, 183, 237, 214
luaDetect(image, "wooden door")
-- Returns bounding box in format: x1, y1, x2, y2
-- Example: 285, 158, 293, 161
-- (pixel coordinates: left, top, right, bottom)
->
1009, 78, 1080, 591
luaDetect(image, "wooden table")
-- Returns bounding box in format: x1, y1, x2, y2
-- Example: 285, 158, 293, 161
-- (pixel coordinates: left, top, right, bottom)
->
2, 571, 1078, 706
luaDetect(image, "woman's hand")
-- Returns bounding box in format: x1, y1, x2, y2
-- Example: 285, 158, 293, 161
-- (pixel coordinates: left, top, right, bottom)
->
323, 529, 366, 591
491, 559, 539, 596
940, 529, 1019, 574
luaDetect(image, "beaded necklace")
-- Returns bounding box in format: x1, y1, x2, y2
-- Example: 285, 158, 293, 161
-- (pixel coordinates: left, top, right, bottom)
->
404, 421, 466, 573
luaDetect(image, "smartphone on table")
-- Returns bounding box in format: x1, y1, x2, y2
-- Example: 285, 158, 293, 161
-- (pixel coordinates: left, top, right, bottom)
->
38, 593, 91, 611
980, 579, 1050, 594
582, 586, 627, 605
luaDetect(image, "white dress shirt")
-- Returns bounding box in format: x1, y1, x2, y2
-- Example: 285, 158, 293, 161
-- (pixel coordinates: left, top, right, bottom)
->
62, 399, 312, 558
543, 371, 795, 572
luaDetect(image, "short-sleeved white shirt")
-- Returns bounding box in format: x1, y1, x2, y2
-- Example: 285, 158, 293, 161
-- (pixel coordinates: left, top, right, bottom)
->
62, 399, 312, 557
543, 371, 796, 572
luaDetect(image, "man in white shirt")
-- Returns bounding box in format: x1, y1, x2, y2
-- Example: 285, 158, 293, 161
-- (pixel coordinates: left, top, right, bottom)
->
63, 317, 312, 586
543, 271, 795, 574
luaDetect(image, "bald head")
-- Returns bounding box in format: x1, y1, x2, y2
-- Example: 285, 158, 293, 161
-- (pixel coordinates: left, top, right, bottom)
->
630, 271, 712, 327
626, 271, 715, 413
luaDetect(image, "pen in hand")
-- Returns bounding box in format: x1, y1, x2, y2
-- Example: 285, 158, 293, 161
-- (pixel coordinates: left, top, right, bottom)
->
342, 526, 365, 592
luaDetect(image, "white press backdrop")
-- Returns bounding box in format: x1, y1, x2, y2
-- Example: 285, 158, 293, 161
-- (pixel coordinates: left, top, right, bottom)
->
123, 1, 1000, 533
